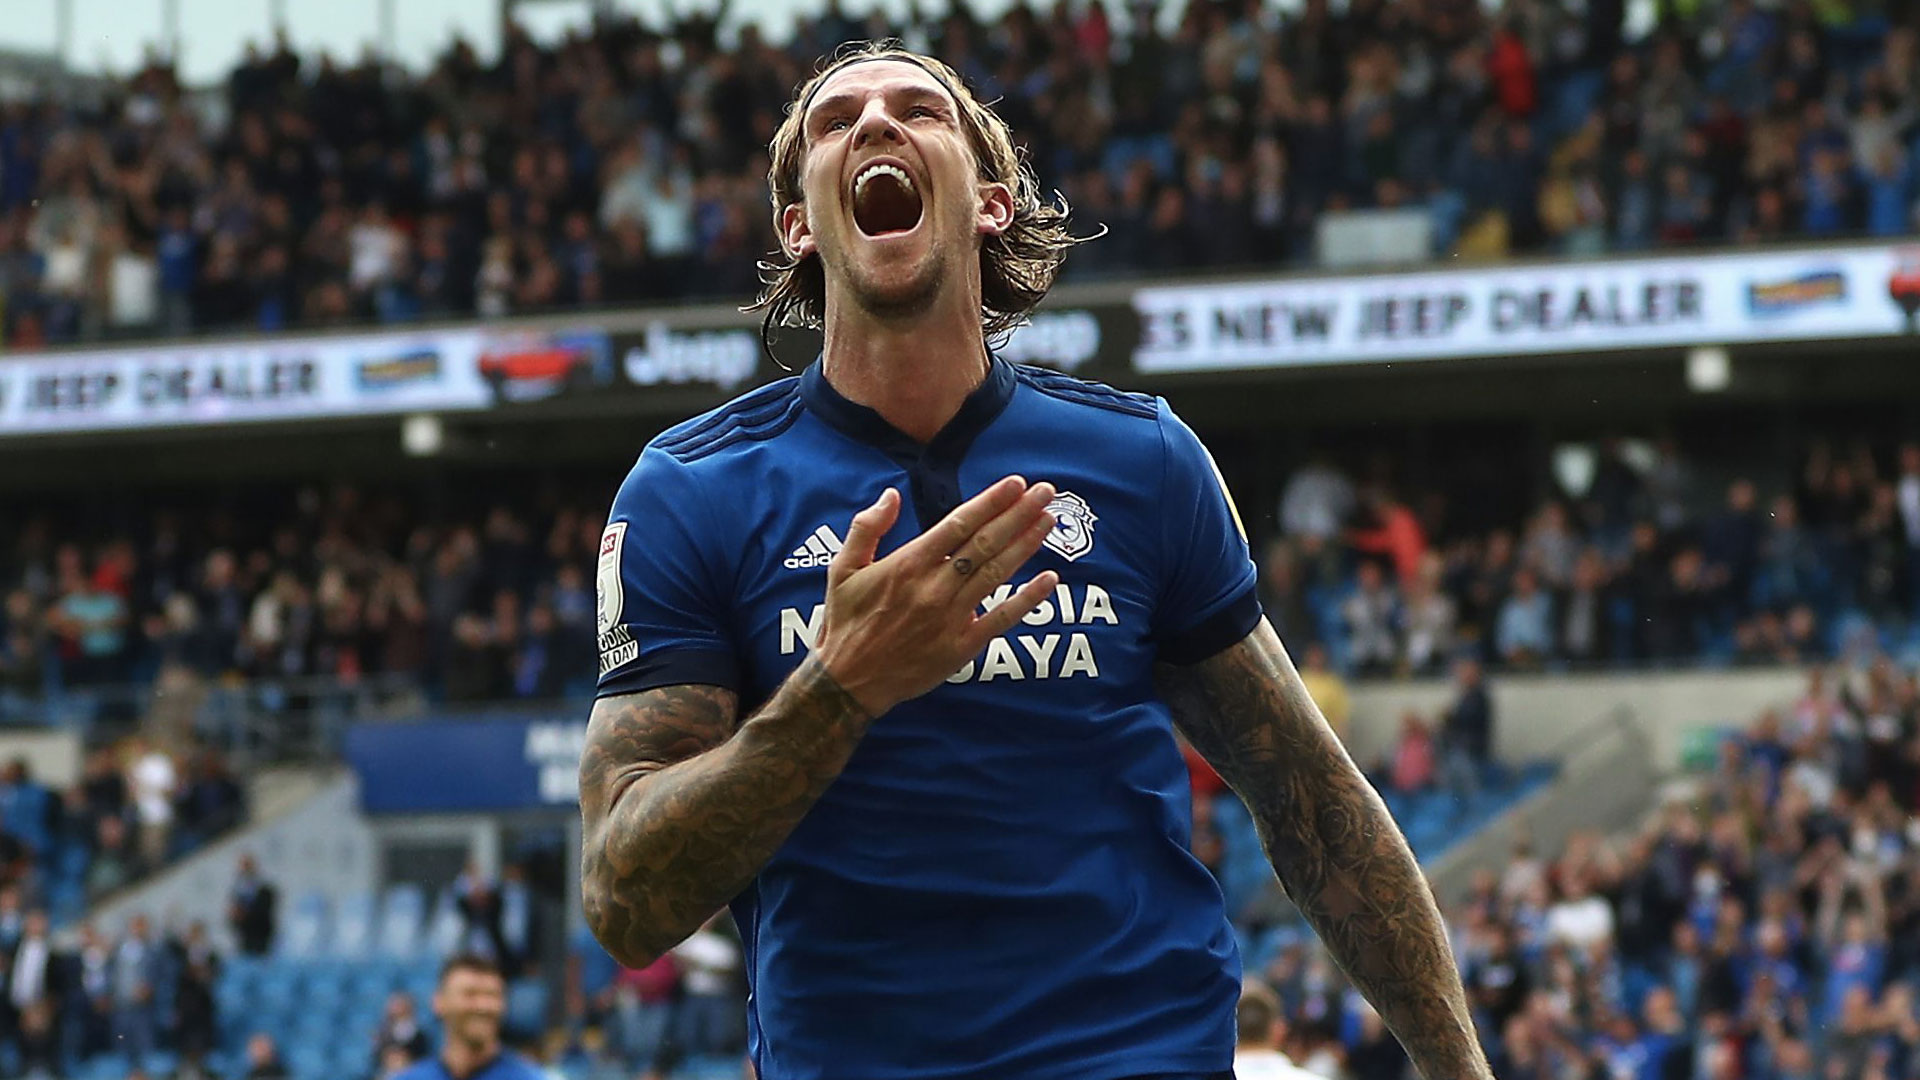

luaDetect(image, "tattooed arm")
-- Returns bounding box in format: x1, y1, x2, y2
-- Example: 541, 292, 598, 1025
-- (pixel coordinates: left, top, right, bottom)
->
577, 659, 872, 967
1158, 618, 1491, 1080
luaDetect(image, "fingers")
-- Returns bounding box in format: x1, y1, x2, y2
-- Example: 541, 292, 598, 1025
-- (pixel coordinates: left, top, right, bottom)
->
954, 497, 1058, 607
946, 482, 1056, 595
966, 570, 1060, 650
898, 476, 1029, 568
830, 488, 899, 590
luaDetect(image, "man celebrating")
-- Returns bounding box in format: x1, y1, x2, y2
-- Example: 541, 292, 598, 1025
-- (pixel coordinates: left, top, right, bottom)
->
390, 956, 542, 1080
579, 41, 1490, 1080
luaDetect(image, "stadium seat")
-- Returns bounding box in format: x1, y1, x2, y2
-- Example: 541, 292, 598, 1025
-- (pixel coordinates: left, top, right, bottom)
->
331, 890, 379, 959
286, 1042, 331, 1080
505, 977, 549, 1036
378, 883, 429, 958
277, 892, 331, 960
424, 888, 465, 957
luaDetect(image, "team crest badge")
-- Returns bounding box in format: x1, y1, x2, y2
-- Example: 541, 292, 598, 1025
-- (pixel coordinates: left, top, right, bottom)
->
596, 522, 627, 635
1042, 491, 1097, 563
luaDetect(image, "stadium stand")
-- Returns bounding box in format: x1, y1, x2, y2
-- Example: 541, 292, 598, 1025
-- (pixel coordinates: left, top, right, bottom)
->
6, 430, 1919, 745
0, 0, 1916, 346
4, 0, 1920, 1077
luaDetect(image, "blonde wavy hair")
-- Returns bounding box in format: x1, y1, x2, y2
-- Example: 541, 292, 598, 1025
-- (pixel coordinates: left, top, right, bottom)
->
745, 41, 1085, 346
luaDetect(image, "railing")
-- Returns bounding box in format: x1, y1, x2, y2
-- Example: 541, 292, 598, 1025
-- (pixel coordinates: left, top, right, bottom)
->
1, 670, 590, 768
1427, 707, 1654, 904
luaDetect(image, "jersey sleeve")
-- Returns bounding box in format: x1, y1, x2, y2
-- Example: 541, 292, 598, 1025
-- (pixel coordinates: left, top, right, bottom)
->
595, 445, 741, 697
1151, 399, 1264, 665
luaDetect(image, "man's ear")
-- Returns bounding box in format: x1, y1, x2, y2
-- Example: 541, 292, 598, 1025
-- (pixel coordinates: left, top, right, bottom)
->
976, 181, 1014, 237
780, 202, 816, 258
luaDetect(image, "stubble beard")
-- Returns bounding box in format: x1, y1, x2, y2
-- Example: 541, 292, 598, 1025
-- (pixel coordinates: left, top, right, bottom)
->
836, 233, 950, 325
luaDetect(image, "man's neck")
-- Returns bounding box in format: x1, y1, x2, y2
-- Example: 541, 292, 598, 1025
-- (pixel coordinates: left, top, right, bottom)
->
819, 287, 992, 445
441, 1037, 499, 1078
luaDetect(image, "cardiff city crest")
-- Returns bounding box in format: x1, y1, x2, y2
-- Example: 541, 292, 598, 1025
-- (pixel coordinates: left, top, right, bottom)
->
1042, 491, 1097, 563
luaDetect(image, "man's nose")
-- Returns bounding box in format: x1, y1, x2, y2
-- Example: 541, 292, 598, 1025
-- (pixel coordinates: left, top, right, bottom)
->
853, 103, 904, 149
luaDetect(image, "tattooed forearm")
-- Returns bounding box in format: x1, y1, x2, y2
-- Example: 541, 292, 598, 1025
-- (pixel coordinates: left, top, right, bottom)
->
577, 658, 873, 967
1158, 619, 1490, 1080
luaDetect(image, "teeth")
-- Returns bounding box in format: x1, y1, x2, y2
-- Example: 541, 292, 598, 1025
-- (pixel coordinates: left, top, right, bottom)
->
854, 163, 913, 197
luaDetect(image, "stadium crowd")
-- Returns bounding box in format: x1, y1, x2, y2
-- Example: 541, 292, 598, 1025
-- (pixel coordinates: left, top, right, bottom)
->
1267, 438, 1920, 676
0, 790, 255, 1080
1177, 652, 1920, 1080
2, 0, 1919, 344
0, 740, 246, 923
0, 487, 608, 720
5, 435, 1918, 730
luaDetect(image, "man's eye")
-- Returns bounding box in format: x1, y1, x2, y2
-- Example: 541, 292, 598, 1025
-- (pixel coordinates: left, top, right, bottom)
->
908, 106, 936, 119
825, 118, 850, 132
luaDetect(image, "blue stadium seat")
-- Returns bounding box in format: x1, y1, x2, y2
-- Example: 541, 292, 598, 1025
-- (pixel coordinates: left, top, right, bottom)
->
505, 977, 549, 1036
286, 1042, 331, 1080
331, 890, 379, 959
378, 883, 428, 959
676, 1055, 750, 1080
251, 965, 305, 1014
80, 1054, 129, 1080
424, 889, 464, 957
277, 892, 331, 960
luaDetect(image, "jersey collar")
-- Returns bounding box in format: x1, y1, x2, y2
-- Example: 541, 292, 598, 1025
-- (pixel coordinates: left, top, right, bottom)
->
799, 353, 1016, 465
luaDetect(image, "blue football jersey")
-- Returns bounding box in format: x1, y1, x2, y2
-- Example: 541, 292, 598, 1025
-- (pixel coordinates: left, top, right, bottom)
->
595, 356, 1262, 1080
391, 1051, 547, 1080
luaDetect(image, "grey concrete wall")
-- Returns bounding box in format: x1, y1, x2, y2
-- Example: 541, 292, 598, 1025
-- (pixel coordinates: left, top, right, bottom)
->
1343, 667, 1805, 773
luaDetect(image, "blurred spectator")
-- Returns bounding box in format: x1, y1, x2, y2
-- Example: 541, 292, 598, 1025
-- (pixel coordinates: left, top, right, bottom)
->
1281, 457, 1356, 544
69, 922, 113, 1060
1234, 978, 1315, 1080
670, 914, 743, 1059
1297, 644, 1352, 744
1347, 490, 1429, 590
227, 854, 277, 956
1494, 569, 1553, 668
169, 921, 220, 1068
243, 1032, 291, 1080
455, 864, 520, 978
87, 817, 135, 898
604, 954, 676, 1076
1341, 562, 1399, 676
126, 740, 177, 869
111, 914, 163, 1069
373, 991, 431, 1069
1440, 657, 1493, 804
1899, 445, 1920, 614
1400, 555, 1457, 676
1388, 712, 1437, 794
8, 908, 57, 1076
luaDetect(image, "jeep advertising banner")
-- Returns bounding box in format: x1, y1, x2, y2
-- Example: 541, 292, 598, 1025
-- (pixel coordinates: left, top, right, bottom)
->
605, 304, 1137, 395
1130, 242, 1920, 374
4, 241, 1914, 437
0, 329, 494, 436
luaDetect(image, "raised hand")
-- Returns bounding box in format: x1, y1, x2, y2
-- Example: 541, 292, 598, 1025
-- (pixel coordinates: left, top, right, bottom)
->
814, 476, 1060, 715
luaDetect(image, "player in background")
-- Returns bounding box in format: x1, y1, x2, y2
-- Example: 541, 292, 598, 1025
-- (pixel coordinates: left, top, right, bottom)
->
1234, 980, 1327, 1080
579, 41, 1492, 1080
390, 955, 544, 1080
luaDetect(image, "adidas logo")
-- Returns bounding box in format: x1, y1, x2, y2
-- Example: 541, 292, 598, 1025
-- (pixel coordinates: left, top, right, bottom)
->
783, 525, 844, 569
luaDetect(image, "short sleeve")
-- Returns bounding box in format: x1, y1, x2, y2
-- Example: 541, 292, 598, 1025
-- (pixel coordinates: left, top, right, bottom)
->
595, 446, 741, 697
1151, 400, 1263, 665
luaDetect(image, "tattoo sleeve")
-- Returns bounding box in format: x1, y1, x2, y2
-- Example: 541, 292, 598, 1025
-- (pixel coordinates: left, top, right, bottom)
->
1158, 619, 1491, 1080
577, 656, 873, 967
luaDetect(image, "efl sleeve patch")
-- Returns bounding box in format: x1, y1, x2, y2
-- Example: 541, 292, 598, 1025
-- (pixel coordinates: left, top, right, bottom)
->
595, 449, 740, 696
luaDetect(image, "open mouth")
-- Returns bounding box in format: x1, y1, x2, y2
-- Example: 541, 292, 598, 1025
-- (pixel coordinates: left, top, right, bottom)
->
851, 161, 924, 237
